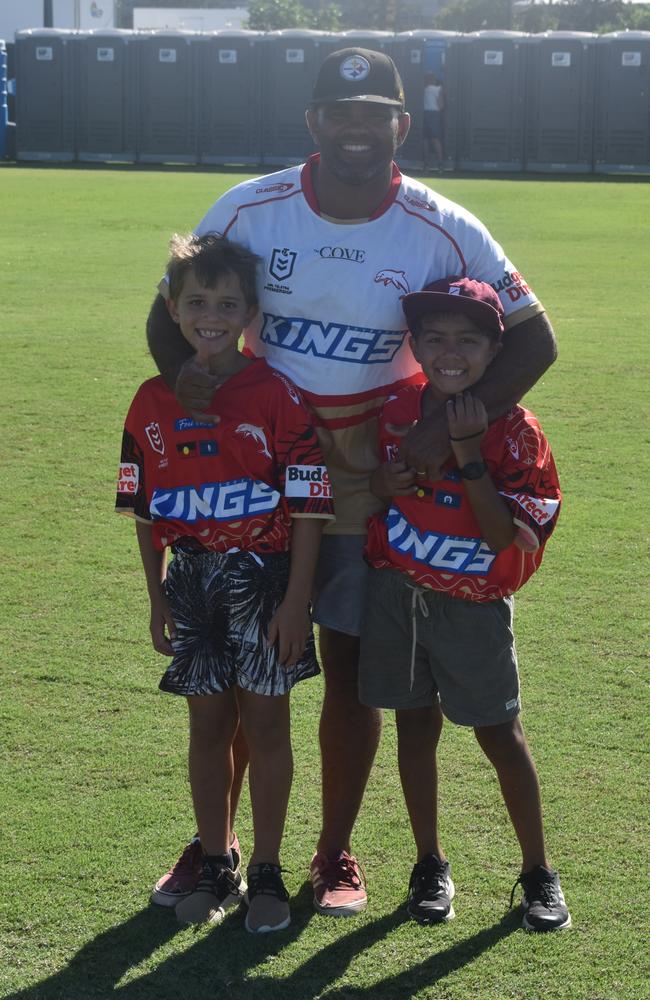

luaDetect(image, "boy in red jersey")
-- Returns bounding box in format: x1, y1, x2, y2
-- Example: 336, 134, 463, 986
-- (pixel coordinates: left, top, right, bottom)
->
360, 277, 570, 932
116, 234, 334, 933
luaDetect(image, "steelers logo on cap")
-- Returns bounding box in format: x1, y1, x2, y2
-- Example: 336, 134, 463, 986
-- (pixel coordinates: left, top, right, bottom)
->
340, 54, 371, 82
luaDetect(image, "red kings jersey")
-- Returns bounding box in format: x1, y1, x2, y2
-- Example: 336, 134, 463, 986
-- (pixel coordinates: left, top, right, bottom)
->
115, 359, 334, 552
365, 385, 561, 601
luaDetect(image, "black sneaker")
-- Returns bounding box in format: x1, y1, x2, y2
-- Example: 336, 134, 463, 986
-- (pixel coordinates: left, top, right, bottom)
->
175, 855, 246, 925
511, 865, 571, 932
406, 854, 455, 924
244, 863, 291, 933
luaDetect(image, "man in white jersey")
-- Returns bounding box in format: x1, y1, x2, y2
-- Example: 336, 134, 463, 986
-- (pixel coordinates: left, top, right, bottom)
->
146, 47, 557, 917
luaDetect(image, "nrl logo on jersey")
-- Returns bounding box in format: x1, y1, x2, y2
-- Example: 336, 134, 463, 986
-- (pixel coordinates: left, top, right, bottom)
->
269, 248, 298, 282
145, 422, 165, 455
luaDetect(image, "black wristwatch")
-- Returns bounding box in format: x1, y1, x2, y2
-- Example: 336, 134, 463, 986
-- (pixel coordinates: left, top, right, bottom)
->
458, 460, 488, 480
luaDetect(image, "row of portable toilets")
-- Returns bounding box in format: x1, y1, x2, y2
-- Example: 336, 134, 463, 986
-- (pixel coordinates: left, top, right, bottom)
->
6, 27, 650, 173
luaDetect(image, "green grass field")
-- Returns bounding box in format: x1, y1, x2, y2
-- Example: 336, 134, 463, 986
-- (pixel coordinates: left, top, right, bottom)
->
0, 165, 648, 1000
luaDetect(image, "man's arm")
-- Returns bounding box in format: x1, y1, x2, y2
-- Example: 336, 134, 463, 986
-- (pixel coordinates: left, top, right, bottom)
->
146, 293, 222, 420
400, 311, 557, 477
146, 293, 193, 389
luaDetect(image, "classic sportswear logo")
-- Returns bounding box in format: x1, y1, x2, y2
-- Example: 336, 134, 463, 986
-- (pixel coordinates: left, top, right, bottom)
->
386, 507, 496, 574
256, 182, 294, 194
260, 313, 405, 364
150, 479, 280, 522
403, 194, 436, 213
374, 269, 410, 293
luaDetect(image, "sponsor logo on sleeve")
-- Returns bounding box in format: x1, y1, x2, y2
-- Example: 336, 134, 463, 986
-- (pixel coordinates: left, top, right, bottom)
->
385, 443, 400, 461
500, 492, 559, 526
285, 465, 332, 499
491, 270, 531, 304
117, 463, 139, 494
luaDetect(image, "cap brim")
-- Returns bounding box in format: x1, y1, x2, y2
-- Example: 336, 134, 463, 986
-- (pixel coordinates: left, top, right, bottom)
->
309, 94, 404, 107
403, 291, 504, 337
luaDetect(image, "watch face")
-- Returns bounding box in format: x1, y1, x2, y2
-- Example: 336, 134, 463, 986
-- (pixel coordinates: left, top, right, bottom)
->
459, 460, 487, 480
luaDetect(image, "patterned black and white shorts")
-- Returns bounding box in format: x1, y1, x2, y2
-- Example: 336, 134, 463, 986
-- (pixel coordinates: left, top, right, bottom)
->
159, 548, 320, 697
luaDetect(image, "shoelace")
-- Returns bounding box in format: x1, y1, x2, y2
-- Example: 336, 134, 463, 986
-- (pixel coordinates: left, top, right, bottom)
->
322, 855, 364, 890
171, 839, 201, 875
197, 861, 239, 896
413, 857, 448, 895
406, 584, 430, 691
509, 871, 557, 909
248, 864, 289, 900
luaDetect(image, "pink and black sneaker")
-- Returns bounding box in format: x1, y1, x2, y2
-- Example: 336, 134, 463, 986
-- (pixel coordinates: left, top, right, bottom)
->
151, 832, 241, 907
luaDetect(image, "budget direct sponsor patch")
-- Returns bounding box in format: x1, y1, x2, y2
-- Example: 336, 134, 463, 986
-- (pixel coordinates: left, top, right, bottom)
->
285, 465, 332, 499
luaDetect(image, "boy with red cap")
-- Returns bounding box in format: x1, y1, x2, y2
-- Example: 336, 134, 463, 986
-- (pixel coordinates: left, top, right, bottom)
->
360, 277, 571, 932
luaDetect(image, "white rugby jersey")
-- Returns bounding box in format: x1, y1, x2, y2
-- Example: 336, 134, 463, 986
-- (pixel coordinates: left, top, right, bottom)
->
193, 155, 543, 533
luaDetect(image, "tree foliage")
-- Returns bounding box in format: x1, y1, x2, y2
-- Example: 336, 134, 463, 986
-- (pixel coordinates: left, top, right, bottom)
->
431, 0, 650, 34
246, 0, 341, 30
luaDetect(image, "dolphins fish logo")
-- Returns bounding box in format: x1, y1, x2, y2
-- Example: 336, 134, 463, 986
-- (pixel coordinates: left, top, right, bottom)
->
374, 269, 410, 294
236, 424, 271, 458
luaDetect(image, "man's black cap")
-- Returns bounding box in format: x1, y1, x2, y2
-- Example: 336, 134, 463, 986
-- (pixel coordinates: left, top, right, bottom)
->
310, 47, 405, 109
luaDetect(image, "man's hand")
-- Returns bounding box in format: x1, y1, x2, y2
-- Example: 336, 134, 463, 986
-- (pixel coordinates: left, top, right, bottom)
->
149, 587, 177, 657
370, 460, 417, 501
174, 339, 227, 424
267, 598, 311, 667
391, 405, 451, 481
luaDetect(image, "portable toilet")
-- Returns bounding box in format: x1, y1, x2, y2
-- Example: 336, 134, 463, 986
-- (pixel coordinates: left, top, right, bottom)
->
524, 32, 596, 173
260, 30, 333, 165
0, 40, 7, 159
334, 30, 393, 55
393, 30, 459, 171
76, 30, 137, 162
198, 30, 263, 165
135, 30, 199, 164
594, 31, 650, 173
15, 29, 76, 161
454, 31, 528, 172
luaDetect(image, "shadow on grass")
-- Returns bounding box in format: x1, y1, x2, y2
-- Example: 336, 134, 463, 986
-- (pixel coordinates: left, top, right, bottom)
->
5, 880, 520, 1000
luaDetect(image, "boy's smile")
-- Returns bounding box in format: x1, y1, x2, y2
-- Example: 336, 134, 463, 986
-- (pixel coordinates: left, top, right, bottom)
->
169, 270, 256, 365
410, 313, 499, 400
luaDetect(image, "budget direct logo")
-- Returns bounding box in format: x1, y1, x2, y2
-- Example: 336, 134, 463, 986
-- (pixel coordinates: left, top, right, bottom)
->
117, 463, 139, 494
285, 465, 332, 498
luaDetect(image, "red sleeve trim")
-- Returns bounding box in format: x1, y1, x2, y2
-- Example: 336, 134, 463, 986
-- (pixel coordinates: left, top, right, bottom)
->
221, 188, 303, 237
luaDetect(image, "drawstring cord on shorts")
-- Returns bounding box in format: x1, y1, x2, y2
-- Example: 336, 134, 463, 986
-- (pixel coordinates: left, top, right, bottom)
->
225, 547, 264, 568
406, 584, 429, 691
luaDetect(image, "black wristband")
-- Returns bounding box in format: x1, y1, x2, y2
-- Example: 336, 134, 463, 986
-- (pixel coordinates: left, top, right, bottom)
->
449, 430, 484, 442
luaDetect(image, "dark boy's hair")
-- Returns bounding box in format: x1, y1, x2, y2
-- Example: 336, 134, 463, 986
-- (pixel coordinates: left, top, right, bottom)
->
411, 310, 499, 342
167, 233, 260, 306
